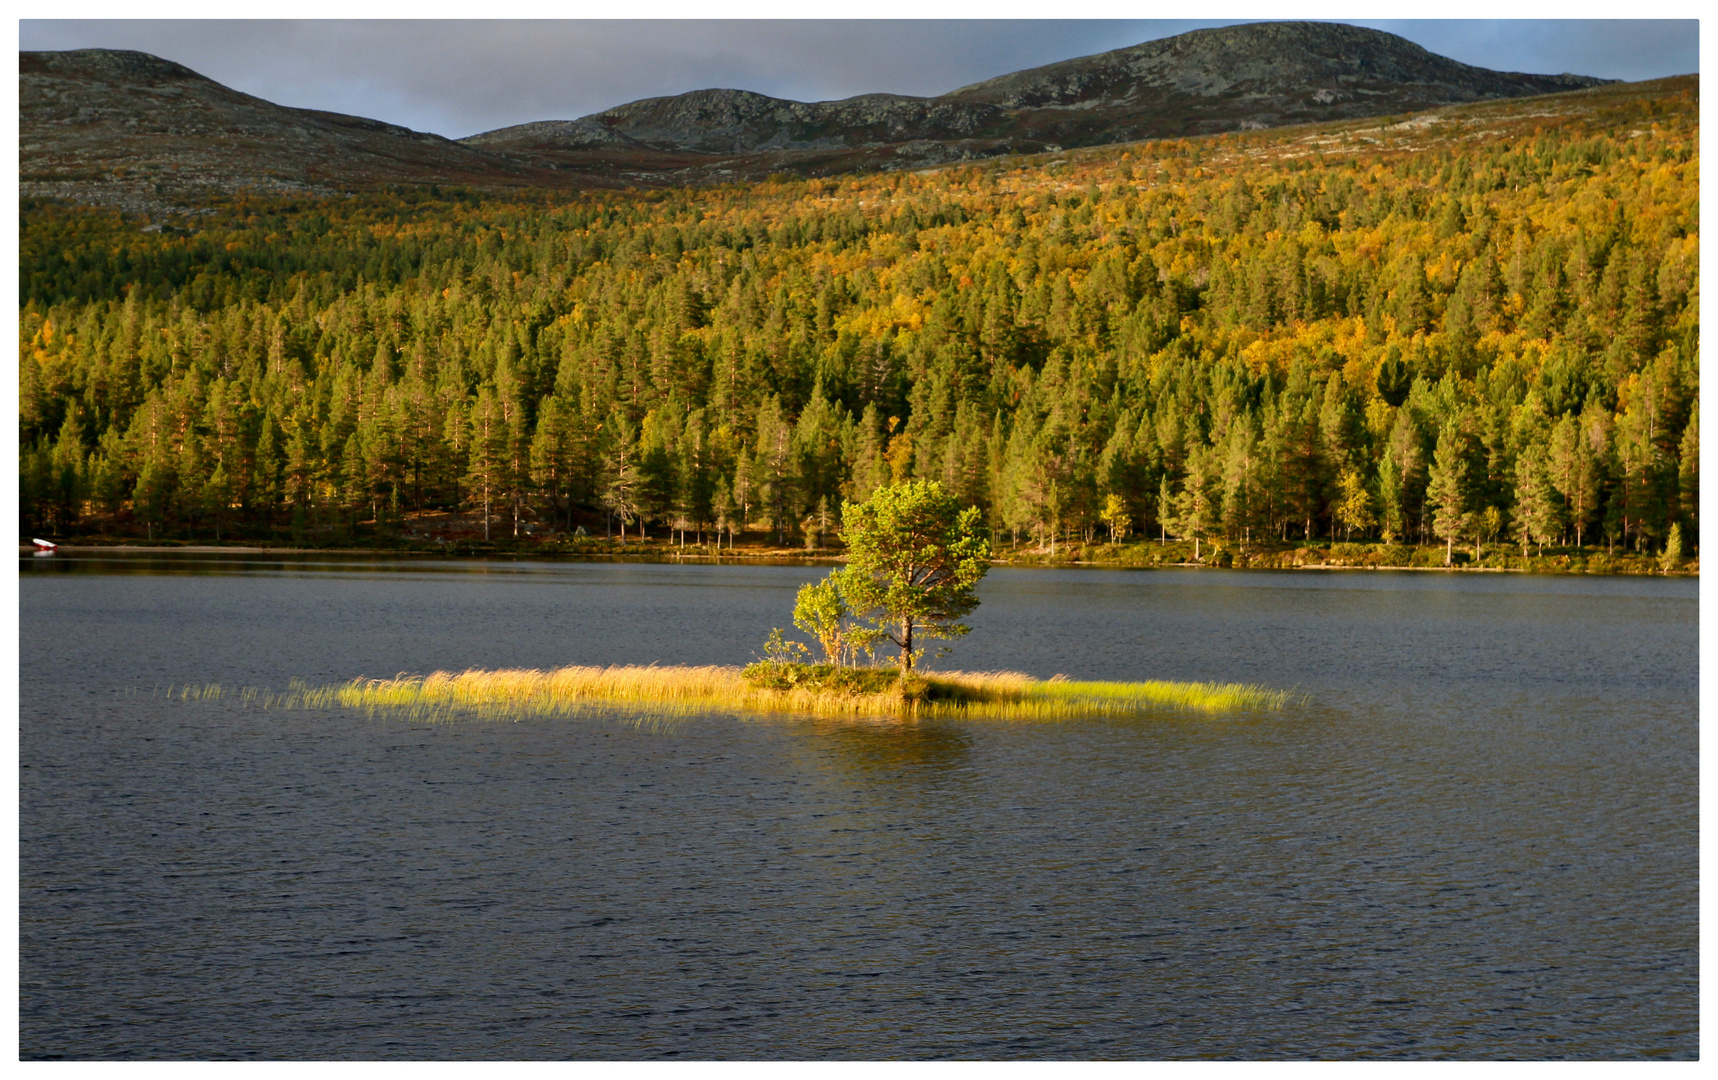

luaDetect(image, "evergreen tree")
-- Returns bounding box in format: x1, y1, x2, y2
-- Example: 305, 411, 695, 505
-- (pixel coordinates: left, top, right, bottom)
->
1171, 442, 1220, 561
465, 387, 508, 541
1428, 420, 1473, 566
1512, 444, 1562, 556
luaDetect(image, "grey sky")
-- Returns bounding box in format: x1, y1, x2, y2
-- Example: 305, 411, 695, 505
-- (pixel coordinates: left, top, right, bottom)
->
18, 19, 1700, 140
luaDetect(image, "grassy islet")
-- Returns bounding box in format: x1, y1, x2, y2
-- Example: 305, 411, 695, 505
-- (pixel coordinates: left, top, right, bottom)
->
175, 664, 1293, 724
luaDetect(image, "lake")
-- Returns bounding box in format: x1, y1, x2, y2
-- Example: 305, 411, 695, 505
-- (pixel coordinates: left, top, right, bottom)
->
18, 553, 1698, 1059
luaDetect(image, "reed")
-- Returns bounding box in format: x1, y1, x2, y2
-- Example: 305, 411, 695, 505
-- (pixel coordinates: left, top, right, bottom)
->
177, 665, 1293, 723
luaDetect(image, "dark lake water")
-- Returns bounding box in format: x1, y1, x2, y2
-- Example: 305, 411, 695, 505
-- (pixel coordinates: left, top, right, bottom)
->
18, 553, 1698, 1059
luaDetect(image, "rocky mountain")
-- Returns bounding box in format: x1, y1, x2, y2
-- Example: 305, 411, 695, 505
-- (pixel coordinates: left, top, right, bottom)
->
22, 22, 1617, 209
516, 89, 1007, 155
945, 21, 1607, 118
476, 21, 1610, 162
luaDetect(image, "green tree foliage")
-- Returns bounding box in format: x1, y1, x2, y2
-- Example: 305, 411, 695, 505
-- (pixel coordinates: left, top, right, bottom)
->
1660, 521, 1684, 571
1167, 443, 1220, 560
1334, 466, 1376, 541
1428, 421, 1473, 566
839, 480, 991, 673
1101, 492, 1131, 544
1512, 443, 1563, 555
791, 566, 878, 666
792, 572, 849, 665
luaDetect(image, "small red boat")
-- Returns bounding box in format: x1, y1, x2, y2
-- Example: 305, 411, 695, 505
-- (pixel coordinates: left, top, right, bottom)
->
32, 538, 58, 551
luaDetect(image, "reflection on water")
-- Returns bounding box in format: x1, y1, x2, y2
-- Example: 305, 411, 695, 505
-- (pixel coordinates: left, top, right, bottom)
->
19, 555, 1696, 1059
22, 549, 828, 579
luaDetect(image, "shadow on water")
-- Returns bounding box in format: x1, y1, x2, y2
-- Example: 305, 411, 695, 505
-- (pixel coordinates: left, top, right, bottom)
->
814, 718, 973, 776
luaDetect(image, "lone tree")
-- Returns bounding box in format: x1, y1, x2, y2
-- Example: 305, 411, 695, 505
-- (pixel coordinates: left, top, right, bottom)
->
839, 480, 990, 674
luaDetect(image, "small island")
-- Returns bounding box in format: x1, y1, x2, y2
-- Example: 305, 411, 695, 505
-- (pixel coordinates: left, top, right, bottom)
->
250, 482, 1289, 723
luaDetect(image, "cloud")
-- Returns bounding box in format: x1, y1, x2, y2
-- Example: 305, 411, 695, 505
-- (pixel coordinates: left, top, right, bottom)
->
18, 19, 1698, 139
1350, 20, 1697, 81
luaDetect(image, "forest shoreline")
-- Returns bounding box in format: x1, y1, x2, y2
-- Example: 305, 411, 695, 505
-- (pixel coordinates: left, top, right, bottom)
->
21, 539, 1695, 576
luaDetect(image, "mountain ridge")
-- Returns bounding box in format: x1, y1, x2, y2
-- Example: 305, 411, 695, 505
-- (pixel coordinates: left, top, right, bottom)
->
466, 22, 1612, 158
21, 22, 1620, 210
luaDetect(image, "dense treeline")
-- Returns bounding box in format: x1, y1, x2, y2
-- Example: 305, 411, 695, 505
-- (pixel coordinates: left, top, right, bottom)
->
19, 82, 1698, 559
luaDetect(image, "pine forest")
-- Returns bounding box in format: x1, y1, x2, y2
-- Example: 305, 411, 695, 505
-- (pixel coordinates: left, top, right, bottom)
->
18, 77, 1699, 572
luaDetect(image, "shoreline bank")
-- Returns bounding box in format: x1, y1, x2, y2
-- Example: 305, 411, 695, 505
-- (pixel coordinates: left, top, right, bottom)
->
21, 541, 1696, 576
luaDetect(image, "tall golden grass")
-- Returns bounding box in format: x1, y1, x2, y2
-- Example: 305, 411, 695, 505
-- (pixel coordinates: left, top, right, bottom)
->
174, 665, 1293, 723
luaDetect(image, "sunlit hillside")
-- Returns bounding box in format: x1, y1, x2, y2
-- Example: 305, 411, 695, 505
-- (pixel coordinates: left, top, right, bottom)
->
19, 76, 1697, 567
